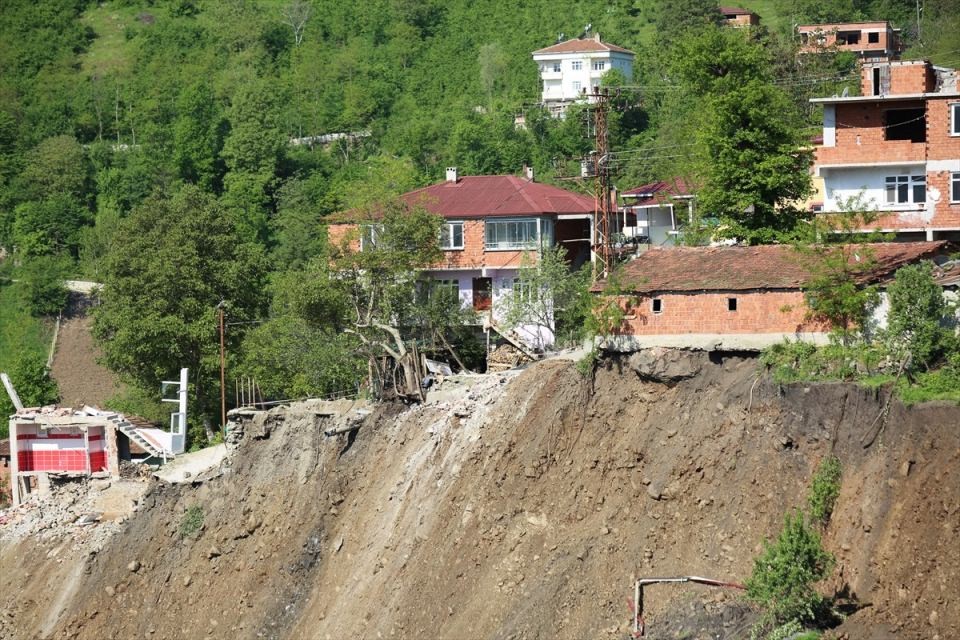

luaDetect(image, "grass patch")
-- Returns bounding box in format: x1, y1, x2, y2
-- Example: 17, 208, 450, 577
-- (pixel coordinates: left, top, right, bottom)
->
808, 457, 842, 525
179, 505, 204, 538
0, 278, 53, 375
79, 2, 144, 78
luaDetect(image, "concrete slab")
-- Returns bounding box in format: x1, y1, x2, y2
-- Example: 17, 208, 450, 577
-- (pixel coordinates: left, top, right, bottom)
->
153, 444, 228, 484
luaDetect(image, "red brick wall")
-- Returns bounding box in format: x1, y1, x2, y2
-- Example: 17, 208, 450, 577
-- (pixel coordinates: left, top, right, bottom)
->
327, 220, 540, 269
611, 291, 828, 336
817, 101, 926, 165
327, 224, 360, 253
926, 98, 960, 161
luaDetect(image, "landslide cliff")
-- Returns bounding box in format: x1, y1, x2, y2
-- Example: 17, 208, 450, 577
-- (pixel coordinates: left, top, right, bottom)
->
1, 353, 958, 640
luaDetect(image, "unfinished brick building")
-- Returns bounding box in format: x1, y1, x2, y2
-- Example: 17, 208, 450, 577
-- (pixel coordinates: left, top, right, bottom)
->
812, 59, 960, 240
797, 21, 902, 59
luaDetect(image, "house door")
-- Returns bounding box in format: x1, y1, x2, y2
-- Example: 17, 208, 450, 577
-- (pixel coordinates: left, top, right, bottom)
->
472, 277, 492, 311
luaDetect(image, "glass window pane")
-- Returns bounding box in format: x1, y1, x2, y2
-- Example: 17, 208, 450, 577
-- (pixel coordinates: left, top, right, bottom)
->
953, 174, 960, 202
897, 183, 908, 203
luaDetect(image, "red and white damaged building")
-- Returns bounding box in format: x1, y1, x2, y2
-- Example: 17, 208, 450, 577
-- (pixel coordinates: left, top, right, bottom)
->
812, 59, 960, 239
327, 168, 596, 347
593, 241, 951, 351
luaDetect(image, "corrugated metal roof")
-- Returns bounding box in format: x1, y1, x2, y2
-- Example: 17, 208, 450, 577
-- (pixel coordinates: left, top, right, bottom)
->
593, 242, 950, 293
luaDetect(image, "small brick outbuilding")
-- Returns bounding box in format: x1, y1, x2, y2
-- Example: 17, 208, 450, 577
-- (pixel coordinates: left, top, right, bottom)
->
593, 241, 950, 351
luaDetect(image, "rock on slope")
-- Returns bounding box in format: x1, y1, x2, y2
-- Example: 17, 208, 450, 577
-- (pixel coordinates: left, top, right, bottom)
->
1, 354, 957, 639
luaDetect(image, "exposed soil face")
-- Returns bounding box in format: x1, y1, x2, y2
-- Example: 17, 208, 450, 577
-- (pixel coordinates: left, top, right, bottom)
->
49, 293, 124, 409
1, 354, 957, 640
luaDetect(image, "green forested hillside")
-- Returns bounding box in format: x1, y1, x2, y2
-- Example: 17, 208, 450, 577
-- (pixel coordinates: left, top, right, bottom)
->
0, 0, 956, 436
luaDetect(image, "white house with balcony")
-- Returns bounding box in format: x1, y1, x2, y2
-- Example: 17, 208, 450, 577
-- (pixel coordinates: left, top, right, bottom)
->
532, 34, 635, 116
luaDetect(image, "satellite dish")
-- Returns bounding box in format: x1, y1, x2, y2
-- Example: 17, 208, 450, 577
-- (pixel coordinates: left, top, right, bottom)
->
841, 86, 850, 97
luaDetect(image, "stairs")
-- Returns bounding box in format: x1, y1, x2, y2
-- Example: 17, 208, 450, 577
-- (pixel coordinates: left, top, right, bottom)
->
112, 417, 175, 462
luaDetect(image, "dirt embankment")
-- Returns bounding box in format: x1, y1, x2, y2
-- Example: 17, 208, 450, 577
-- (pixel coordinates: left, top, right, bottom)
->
1, 354, 958, 640
49, 293, 124, 408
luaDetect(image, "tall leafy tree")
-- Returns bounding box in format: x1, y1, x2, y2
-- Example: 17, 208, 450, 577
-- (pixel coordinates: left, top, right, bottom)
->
673, 27, 812, 242
93, 185, 268, 440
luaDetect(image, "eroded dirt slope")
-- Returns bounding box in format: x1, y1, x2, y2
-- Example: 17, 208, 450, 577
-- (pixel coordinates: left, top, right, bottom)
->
1, 354, 957, 640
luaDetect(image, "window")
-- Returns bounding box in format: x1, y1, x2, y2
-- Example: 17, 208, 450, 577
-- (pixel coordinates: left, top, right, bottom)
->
571, 60, 582, 71
552, 62, 561, 73
885, 175, 926, 205
868, 32, 879, 44
837, 31, 860, 45
360, 224, 383, 251
484, 219, 543, 250
728, 298, 738, 312
652, 298, 663, 314
440, 221, 464, 250
512, 277, 533, 301
572, 81, 582, 93
592, 60, 605, 71
952, 172, 960, 203
885, 108, 926, 142
952, 104, 960, 136
434, 279, 460, 298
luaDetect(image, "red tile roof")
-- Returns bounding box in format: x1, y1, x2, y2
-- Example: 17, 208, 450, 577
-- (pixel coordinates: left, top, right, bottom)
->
621, 178, 695, 205
594, 242, 949, 293
330, 175, 596, 223
719, 6, 757, 16
533, 37, 634, 56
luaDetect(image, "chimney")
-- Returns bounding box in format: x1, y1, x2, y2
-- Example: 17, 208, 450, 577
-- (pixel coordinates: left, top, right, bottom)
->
524, 165, 534, 181
446, 167, 458, 183
594, 32, 601, 42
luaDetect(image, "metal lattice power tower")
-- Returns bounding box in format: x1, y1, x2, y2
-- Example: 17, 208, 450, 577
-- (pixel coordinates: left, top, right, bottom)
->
590, 87, 613, 281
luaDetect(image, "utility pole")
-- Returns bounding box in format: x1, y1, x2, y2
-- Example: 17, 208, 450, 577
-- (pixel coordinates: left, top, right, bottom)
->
590, 86, 613, 281
216, 301, 226, 434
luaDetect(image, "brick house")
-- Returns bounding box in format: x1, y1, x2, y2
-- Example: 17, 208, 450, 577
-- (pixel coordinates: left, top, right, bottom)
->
593, 242, 949, 352
797, 21, 902, 59
327, 168, 595, 348
811, 59, 960, 240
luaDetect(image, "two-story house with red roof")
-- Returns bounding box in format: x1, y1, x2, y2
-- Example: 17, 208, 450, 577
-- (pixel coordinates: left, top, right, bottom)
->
811, 59, 960, 240
327, 168, 595, 348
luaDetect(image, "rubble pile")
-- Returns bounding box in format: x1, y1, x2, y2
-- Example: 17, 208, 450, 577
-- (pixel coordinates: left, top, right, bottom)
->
0, 477, 148, 552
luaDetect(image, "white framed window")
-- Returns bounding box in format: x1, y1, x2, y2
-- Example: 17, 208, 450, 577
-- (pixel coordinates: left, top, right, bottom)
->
951, 172, 960, 203
952, 103, 960, 136
439, 221, 464, 250
572, 80, 582, 93
652, 298, 663, 314
571, 60, 582, 71
512, 277, 534, 301
885, 175, 926, 205
592, 60, 605, 71
484, 219, 540, 250
552, 62, 561, 73
434, 279, 460, 298
360, 224, 383, 251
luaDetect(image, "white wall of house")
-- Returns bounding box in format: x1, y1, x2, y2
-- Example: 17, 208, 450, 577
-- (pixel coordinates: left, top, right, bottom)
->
626, 205, 677, 247
821, 164, 935, 222
426, 267, 557, 350
533, 51, 634, 105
